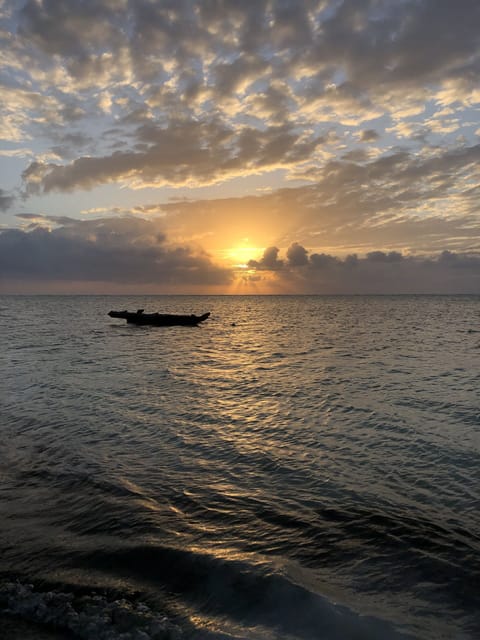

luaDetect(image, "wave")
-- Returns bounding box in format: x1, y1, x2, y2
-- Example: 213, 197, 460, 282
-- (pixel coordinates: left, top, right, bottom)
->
69, 544, 414, 640
1, 558, 415, 640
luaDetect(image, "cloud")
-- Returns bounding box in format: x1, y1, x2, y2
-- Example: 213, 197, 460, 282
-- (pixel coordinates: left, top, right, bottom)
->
2, 0, 478, 179
21, 119, 326, 193
366, 250, 404, 263
156, 143, 480, 256
0, 189, 15, 211
359, 129, 379, 143
294, 0, 480, 98
17, 0, 126, 59
1, 213, 478, 294
1, 0, 479, 294
248, 246, 284, 271
0, 215, 232, 290
15, 213, 80, 227
213, 54, 271, 99
286, 242, 309, 266
246, 244, 480, 294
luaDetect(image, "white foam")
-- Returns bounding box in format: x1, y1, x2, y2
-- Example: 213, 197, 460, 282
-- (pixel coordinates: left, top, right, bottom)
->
0, 582, 183, 640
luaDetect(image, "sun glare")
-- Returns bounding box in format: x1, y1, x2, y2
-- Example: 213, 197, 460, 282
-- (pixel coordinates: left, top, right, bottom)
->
221, 240, 263, 268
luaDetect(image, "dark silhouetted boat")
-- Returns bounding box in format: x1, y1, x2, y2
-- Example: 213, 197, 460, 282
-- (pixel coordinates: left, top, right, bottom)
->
108, 309, 210, 326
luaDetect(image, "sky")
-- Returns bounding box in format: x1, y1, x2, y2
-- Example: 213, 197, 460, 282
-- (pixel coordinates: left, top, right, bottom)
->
0, 0, 479, 294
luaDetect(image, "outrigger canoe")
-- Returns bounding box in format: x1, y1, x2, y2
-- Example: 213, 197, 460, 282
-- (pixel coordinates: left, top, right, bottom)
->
108, 309, 210, 326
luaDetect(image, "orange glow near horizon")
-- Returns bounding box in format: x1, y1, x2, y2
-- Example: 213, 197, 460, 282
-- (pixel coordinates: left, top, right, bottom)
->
210, 240, 289, 294
216, 239, 264, 269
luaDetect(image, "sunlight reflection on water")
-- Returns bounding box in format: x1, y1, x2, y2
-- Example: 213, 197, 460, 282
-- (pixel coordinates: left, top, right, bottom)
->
1, 295, 479, 639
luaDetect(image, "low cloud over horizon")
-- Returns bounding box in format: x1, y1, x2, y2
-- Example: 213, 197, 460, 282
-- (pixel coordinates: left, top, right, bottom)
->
245, 243, 480, 294
0, 215, 478, 294
0, 215, 232, 293
0, 0, 479, 293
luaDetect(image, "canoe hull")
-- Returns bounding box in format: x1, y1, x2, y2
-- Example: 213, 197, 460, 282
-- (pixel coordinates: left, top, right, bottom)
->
108, 310, 210, 326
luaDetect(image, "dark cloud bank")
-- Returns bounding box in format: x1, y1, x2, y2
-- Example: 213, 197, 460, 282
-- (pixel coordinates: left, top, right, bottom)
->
0, 217, 478, 293
0, 216, 231, 292
247, 244, 480, 294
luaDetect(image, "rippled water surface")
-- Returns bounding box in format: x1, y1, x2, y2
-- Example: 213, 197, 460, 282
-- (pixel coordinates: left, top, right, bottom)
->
1, 295, 479, 640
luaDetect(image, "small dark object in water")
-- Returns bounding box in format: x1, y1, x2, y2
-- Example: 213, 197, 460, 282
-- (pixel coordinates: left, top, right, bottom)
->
108, 310, 210, 326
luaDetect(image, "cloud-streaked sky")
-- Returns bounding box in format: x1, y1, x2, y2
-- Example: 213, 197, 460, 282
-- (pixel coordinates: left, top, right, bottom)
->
1, 0, 479, 293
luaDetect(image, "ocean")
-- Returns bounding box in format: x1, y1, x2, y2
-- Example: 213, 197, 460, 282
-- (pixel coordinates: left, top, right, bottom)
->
0, 295, 478, 640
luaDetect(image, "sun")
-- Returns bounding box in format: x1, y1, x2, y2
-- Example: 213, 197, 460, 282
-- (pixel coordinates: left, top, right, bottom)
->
220, 239, 263, 268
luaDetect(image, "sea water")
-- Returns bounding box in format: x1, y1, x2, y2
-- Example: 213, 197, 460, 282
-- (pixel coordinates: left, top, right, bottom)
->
0, 295, 478, 640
